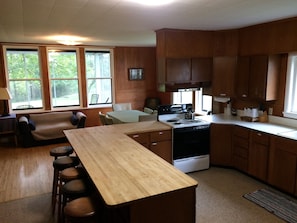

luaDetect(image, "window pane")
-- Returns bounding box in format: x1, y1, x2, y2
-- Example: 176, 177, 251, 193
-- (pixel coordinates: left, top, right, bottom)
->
6, 49, 43, 110
85, 50, 113, 105
86, 51, 111, 78
87, 79, 112, 104
48, 50, 78, 78
51, 80, 79, 107
48, 49, 80, 108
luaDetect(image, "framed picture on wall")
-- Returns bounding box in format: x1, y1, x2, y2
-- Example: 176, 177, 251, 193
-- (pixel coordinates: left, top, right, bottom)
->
128, 68, 144, 80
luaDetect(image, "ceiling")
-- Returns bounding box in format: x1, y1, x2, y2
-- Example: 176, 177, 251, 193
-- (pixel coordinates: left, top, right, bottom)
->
1, 0, 297, 47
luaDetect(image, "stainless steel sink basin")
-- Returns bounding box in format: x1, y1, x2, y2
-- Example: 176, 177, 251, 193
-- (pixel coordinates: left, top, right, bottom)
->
278, 130, 297, 139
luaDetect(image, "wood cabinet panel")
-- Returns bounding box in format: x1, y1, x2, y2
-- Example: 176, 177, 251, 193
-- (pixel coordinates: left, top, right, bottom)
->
268, 136, 297, 194
212, 57, 236, 97
213, 30, 238, 56
150, 130, 171, 142
128, 132, 150, 148
210, 123, 232, 166
191, 58, 212, 83
236, 56, 250, 98
248, 131, 270, 181
166, 58, 191, 83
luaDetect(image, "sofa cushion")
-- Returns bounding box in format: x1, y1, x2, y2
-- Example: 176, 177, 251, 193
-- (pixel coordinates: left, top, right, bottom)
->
70, 114, 78, 125
28, 119, 36, 130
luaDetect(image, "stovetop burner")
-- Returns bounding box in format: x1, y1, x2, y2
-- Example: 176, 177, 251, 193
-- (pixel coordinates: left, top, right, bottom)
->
167, 119, 179, 122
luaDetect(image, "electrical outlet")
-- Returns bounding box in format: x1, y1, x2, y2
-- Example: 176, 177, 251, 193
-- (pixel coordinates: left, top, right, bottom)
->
268, 107, 273, 115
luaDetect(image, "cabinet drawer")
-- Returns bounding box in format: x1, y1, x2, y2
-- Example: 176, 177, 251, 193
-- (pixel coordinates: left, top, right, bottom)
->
233, 126, 249, 138
233, 146, 248, 158
233, 137, 249, 149
150, 130, 172, 142
128, 133, 149, 145
250, 131, 269, 145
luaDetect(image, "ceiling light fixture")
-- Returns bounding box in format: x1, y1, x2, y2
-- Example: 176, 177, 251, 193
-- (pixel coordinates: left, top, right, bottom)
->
46, 35, 87, 45
127, 0, 174, 6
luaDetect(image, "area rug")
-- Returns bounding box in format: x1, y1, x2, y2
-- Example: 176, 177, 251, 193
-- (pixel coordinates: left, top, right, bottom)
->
0, 193, 56, 223
243, 188, 297, 223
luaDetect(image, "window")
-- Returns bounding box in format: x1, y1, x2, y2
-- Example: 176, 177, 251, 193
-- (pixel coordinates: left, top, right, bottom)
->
173, 89, 212, 114
48, 49, 80, 108
85, 50, 112, 106
284, 52, 297, 119
5, 48, 43, 110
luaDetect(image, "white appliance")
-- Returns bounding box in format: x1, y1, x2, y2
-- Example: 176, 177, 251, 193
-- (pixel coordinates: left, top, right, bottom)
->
158, 104, 210, 173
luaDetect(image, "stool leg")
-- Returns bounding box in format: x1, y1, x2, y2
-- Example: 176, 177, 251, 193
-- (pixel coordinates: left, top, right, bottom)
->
52, 168, 59, 214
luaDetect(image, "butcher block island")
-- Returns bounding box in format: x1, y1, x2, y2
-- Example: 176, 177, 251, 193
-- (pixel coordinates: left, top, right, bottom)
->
64, 121, 198, 223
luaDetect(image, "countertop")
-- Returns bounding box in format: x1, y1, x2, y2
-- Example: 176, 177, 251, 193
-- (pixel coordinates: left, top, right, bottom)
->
196, 114, 297, 140
64, 121, 197, 207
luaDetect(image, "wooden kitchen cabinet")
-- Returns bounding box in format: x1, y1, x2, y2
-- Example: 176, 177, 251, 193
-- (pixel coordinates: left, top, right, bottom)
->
212, 56, 237, 97
249, 55, 280, 101
236, 56, 250, 99
150, 130, 172, 164
268, 136, 297, 195
128, 132, 149, 148
210, 123, 232, 166
128, 130, 172, 164
248, 130, 270, 181
232, 125, 249, 172
191, 57, 212, 83
166, 58, 191, 83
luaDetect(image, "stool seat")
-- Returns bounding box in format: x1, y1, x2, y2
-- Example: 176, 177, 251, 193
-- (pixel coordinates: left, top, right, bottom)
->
64, 197, 96, 220
60, 167, 86, 182
50, 146, 73, 159
53, 156, 80, 171
62, 179, 88, 197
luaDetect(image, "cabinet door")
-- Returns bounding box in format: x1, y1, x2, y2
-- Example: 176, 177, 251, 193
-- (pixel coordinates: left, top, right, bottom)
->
212, 57, 236, 97
210, 123, 232, 166
150, 141, 172, 164
166, 58, 191, 83
191, 58, 212, 83
249, 55, 268, 99
150, 130, 172, 164
268, 136, 297, 194
248, 131, 269, 181
236, 56, 250, 98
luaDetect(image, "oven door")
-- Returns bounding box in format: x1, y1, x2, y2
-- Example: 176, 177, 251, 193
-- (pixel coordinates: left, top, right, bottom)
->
173, 125, 210, 160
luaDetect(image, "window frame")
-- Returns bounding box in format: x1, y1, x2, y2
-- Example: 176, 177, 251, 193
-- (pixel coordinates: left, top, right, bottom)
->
3, 45, 45, 113
283, 52, 297, 119
47, 47, 82, 110
85, 48, 114, 108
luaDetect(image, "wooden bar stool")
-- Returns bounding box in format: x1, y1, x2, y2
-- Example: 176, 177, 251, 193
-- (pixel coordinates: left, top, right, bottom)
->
52, 156, 80, 214
50, 145, 74, 160
58, 167, 87, 218
64, 197, 96, 223
61, 179, 90, 222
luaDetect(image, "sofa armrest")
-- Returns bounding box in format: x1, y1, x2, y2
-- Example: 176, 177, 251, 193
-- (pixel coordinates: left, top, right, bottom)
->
75, 112, 86, 128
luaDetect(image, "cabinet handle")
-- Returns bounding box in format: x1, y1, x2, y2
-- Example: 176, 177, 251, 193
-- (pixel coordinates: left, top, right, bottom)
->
132, 134, 139, 138
151, 142, 157, 146
220, 93, 226, 96
159, 132, 163, 135
257, 133, 262, 136
242, 94, 247, 97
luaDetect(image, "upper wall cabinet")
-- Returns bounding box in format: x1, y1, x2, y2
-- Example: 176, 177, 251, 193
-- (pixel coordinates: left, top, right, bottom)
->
236, 54, 281, 101
156, 29, 214, 58
212, 57, 237, 97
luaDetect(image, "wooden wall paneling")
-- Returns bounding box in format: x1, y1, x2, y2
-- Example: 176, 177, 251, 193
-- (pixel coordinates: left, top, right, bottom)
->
0, 45, 7, 113
113, 47, 157, 111
190, 30, 214, 57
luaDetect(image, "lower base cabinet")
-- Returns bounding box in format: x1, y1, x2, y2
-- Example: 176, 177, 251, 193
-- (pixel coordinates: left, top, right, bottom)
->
268, 136, 297, 195
232, 126, 249, 172
128, 130, 172, 164
248, 130, 270, 181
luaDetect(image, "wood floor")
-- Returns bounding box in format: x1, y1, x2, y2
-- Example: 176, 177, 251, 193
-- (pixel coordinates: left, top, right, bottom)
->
0, 138, 70, 202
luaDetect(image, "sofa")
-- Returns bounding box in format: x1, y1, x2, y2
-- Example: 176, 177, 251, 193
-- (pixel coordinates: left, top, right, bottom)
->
18, 111, 86, 147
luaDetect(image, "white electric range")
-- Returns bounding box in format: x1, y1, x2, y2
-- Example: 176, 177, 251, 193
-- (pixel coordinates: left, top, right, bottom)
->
158, 104, 210, 173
